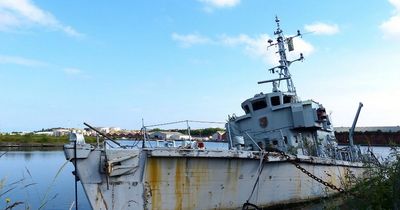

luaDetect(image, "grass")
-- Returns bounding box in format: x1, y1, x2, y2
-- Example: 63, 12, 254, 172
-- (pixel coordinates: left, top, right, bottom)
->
0, 134, 97, 145
335, 147, 400, 210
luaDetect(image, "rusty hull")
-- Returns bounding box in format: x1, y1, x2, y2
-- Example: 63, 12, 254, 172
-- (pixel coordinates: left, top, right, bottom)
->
71, 147, 365, 210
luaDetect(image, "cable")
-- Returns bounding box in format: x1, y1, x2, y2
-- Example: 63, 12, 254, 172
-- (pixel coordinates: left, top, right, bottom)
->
245, 152, 266, 208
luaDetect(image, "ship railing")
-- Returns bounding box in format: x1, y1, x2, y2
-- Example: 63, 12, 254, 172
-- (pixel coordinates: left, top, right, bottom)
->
141, 119, 225, 148
155, 140, 176, 148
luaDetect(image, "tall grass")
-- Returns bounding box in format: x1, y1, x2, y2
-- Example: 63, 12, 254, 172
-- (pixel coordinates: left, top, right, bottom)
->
0, 151, 70, 210
339, 147, 400, 209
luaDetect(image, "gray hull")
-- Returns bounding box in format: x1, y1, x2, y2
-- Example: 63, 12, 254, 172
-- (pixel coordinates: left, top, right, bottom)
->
65, 145, 365, 210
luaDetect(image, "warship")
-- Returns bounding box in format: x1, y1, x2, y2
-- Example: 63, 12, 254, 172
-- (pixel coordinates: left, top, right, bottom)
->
64, 17, 374, 210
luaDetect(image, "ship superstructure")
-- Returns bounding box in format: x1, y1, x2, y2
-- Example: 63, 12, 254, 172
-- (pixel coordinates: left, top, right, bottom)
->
226, 17, 356, 161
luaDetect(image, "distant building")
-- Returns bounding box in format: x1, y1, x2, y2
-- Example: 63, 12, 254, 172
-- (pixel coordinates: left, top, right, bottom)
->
335, 126, 400, 145
109, 127, 121, 133
99, 127, 110, 134
170, 134, 191, 140
149, 131, 184, 140
9, 131, 30, 135
192, 136, 210, 141
34, 131, 54, 136
212, 131, 226, 141
52, 128, 70, 137
335, 126, 400, 133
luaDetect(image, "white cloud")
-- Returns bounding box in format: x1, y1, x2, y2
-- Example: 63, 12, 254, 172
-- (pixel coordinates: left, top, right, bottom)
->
198, 0, 240, 8
0, 0, 83, 37
389, 0, 400, 11
63, 67, 82, 75
171, 33, 211, 48
219, 34, 314, 65
198, 0, 240, 12
304, 22, 339, 35
0, 54, 88, 78
381, 16, 400, 39
380, 0, 400, 39
171, 32, 314, 65
0, 54, 47, 67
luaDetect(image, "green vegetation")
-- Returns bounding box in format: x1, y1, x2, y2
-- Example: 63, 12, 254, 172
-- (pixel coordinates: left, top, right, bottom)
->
335, 147, 400, 209
0, 134, 97, 145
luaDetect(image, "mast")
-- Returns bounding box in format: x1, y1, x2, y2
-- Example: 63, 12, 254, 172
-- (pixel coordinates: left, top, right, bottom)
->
258, 16, 304, 98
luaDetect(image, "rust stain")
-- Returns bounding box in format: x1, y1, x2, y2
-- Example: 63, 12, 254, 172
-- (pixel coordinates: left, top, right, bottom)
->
295, 168, 302, 195
191, 159, 209, 208
147, 158, 162, 210
175, 158, 184, 210
174, 158, 211, 209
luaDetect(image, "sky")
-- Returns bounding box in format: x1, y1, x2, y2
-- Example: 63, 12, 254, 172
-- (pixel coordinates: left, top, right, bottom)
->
0, 0, 399, 132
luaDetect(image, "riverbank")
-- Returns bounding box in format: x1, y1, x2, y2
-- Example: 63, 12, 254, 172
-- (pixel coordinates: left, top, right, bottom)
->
0, 134, 97, 147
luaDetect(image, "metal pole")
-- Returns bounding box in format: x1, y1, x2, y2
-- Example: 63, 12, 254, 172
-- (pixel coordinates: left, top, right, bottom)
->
74, 140, 78, 210
245, 132, 262, 151
349, 102, 363, 147
186, 120, 191, 141
227, 121, 233, 150
142, 118, 146, 148
83, 122, 122, 147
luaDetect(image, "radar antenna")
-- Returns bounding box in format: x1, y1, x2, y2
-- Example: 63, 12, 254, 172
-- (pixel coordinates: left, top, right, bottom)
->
258, 16, 304, 99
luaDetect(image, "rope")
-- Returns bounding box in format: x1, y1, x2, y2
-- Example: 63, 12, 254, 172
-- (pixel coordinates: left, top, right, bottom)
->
242, 202, 260, 210
245, 152, 266, 208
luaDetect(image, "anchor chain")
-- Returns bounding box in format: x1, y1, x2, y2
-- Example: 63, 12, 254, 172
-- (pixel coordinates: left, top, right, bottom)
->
277, 151, 346, 193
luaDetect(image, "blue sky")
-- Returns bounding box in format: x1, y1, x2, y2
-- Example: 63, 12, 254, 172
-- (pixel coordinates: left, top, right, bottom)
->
0, 0, 399, 131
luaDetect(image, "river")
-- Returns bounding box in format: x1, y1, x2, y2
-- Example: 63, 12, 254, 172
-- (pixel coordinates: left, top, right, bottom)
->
0, 145, 394, 210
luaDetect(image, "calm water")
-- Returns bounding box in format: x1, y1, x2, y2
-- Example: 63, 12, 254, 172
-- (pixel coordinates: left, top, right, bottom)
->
0, 145, 394, 210
0, 148, 90, 210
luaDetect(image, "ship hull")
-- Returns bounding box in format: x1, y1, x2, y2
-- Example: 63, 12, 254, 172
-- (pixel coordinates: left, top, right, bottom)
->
65, 145, 365, 210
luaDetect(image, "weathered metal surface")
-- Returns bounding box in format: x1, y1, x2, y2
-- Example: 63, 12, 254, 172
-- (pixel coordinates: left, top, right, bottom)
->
142, 149, 364, 210
64, 144, 92, 159
67, 145, 365, 210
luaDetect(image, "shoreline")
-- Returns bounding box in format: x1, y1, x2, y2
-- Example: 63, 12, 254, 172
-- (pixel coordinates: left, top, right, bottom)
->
0, 142, 64, 148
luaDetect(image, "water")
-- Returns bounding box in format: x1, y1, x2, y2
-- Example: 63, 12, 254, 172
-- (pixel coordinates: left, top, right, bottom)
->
0, 145, 395, 210
0, 148, 90, 210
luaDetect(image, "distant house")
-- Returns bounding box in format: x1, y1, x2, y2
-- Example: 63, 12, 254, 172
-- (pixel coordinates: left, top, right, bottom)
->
170, 134, 191, 140
83, 128, 97, 136
192, 136, 210, 141
9, 131, 30, 135
34, 131, 54, 136
99, 127, 110, 134
149, 131, 184, 140
52, 128, 70, 137
109, 127, 121, 133
212, 131, 226, 141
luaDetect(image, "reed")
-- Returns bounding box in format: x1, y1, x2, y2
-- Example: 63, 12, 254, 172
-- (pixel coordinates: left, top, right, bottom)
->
0, 151, 69, 210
